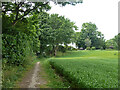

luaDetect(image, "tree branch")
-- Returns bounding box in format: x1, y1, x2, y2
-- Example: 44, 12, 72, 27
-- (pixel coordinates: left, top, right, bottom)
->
15, 4, 19, 22
12, 2, 49, 26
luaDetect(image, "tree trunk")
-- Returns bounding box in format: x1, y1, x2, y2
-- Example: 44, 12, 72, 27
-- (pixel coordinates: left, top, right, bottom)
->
54, 49, 57, 56
65, 44, 68, 50
54, 44, 59, 56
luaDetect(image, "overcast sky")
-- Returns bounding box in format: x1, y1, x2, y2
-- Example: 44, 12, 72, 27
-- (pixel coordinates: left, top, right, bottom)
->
48, 0, 119, 40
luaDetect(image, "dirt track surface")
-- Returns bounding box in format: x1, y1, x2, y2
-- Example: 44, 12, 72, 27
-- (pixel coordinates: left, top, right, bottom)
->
19, 62, 48, 88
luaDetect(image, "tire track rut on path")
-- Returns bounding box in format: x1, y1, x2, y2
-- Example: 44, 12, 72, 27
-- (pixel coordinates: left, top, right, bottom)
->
19, 62, 47, 88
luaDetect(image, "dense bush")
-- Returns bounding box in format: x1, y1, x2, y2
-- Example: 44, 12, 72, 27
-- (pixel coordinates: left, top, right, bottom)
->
2, 32, 33, 66
100, 47, 104, 50
91, 47, 96, 50
55, 51, 64, 57
67, 46, 75, 51
72, 48, 77, 50
86, 47, 91, 50
58, 45, 66, 53
67, 46, 72, 50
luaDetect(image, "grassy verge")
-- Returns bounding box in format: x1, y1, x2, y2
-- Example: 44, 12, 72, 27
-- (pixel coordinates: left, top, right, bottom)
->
2, 55, 38, 88
40, 57, 71, 88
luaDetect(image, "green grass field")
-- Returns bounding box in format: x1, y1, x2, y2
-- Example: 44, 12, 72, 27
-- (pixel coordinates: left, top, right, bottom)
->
49, 50, 118, 88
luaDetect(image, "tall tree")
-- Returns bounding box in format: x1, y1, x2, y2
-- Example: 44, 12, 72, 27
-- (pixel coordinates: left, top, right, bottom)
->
2, 1, 51, 26
40, 14, 77, 56
76, 22, 105, 49
105, 39, 117, 49
107, 33, 120, 50
2, 0, 83, 26
75, 32, 86, 49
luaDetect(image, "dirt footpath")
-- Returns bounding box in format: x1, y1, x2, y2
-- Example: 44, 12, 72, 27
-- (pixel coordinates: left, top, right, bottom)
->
19, 62, 48, 88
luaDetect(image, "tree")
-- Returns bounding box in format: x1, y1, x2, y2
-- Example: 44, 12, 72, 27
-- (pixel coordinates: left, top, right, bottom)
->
75, 32, 86, 49
2, 1, 51, 26
108, 33, 120, 50
76, 22, 105, 49
39, 14, 77, 56
57, 0, 83, 6
114, 33, 120, 50
2, 0, 83, 26
84, 38, 91, 47
105, 39, 117, 49
2, 0, 82, 65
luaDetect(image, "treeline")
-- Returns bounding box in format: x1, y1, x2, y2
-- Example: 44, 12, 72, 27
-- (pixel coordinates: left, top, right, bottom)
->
2, 1, 119, 88
105, 33, 120, 50
75, 22, 106, 50
2, 1, 119, 67
75, 22, 120, 50
2, 1, 79, 67
2, 1, 83, 88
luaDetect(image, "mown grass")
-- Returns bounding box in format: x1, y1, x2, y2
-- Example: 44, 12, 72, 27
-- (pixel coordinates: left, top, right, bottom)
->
49, 50, 118, 88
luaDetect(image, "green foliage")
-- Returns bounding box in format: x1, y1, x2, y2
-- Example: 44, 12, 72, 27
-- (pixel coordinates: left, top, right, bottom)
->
91, 47, 96, 50
55, 52, 64, 57
76, 22, 106, 49
2, 2, 51, 25
49, 50, 118, 88
72, 48, 78, 50
112, 33, 120, 50
2, 64, 25, 88
2, 55, 36, 88
2, 1, 83, 88
105, 33, 120, 50
57, 0, 83, 6
2, 11, 41, 66
84, 38, 91, 47
116, 33, 120, 48
58, 45, 66, 53
105, 39, 117, 50
67, 46, 74, 51
86, 47, 91, 50
100, 47, 104, 50
40, 14, 77, 56
41, 59, 71, 88
2, 33, 33, 66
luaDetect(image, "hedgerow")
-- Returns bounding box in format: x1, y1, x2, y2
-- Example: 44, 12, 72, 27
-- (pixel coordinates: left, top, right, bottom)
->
2, 32, 33, 66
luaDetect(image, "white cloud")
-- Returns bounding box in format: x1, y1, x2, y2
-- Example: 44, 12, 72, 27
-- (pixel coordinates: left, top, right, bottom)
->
48, 0, 119, 40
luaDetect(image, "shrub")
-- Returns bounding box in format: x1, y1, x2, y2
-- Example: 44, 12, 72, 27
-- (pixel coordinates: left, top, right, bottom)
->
67, 46, 76, 51
2, 32, 33, 66
91, 47, 96, 50
67, 46, 73, 51
44, 45, 53, 56
58, 45, 66, 53
100, 47, 104, 50
56, 51, 63, 57
86, 47, 91, 50
2, 54, 35, 88
72, 48, 77, 50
